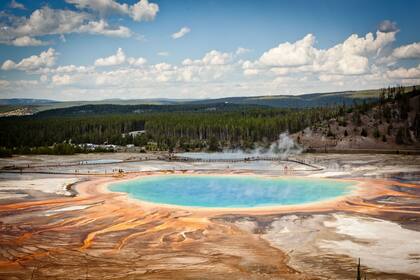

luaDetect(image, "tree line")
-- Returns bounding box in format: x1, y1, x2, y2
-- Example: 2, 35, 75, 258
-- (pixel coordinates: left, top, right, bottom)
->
0, 107, 342, 152
0, 85, 418, 155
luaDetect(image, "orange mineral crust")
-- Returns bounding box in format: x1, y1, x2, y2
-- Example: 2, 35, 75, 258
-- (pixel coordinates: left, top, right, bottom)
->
0, 171, 419, 280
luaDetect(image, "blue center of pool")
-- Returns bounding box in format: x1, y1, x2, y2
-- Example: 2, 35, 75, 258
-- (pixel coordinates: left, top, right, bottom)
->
109, 175, 355, 208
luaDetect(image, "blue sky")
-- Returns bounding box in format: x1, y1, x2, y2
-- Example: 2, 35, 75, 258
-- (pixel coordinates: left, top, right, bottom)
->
0, 0, 419, 100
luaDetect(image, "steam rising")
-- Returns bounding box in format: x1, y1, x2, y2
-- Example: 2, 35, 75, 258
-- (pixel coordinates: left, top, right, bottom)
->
177, 132, 302, 160
268, 132, 302, 159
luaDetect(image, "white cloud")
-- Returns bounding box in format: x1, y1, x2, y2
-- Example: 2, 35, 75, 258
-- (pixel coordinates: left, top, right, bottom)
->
95, 48, 126, 67
338, 55, 369, 75
248, 31, 396, 76
0, 6, 133, 45
203, 50, 232, 65
66, 0, 159, 22
172, 27, 191, 39
10, 36, 49, 47
94, 48, 147, 67
339, 31, 396, 55
51, 49, 237, 91
52, 74, 73, 86
9, 0, 25, 10
260, 34, 317, 67
65, 0, 129, 15
78, 20, 132, 37
318, 74, 344, 82
1, 48, 57, 71
130, 0, 159, 21
236, 47, 251, 55
386, 64, 420, 79
54, 65, 93, 74
128, 57, 147, 66
243, 68, 260, 76
3, 28, 420, 100
157, 51, 169, 56
11, 7, 90, 36
1, 60, 16, 71
182, 50, 231, 66
392, 42, 420, 59
0, 79, 11, 88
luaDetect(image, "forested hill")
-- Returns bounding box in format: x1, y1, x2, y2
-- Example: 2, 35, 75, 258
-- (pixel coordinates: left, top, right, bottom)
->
293, 86, 420, 150
33, 103, 266, 117
10, 88, 395, 117
0, 86, 418, 154
188, 90, 381, 108
1, 86, 417, 117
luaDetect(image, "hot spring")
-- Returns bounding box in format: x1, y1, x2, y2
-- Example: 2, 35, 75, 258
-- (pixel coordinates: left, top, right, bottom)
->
109, 175, 356, 208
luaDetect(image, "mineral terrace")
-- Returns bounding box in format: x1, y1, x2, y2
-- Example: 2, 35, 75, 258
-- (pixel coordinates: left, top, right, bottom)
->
0, 153, 419, 280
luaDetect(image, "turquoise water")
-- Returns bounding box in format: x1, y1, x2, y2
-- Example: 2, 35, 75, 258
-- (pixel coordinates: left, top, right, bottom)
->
109, 175, 355, 208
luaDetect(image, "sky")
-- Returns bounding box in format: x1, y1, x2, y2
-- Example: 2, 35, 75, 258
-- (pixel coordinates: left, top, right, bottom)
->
0, 0, 420, 101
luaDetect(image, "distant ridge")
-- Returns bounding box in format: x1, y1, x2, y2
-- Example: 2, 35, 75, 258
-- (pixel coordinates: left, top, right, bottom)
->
0, 98, 58, 106
187, 90, 381, 108
1, 86, 418, 116
0, 98, 193, 106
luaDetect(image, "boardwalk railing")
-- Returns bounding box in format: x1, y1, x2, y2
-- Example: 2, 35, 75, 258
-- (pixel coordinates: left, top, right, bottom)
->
170, 156, 323, 170
1, 155, 323, 173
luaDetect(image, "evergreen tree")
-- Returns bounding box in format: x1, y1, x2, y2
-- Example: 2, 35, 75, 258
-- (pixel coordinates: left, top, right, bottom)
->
396, 127, 405, 145
356, 258, 362, 280
208, 137, 220, 152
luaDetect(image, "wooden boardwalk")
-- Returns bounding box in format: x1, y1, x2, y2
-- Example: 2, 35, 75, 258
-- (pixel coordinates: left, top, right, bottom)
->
0, 155, 323, 175
171, 156, 323, 170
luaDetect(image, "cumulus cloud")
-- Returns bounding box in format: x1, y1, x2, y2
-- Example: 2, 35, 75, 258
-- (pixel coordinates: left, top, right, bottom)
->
172, 27, 191, 39
65, 0, 129, 15
336, 55, 369, 75
338, 31, 396, 55
8, 7, 90, 36
78, 20, 132, 37
1, 48, 57, 71
0, 60, 16, 71
34, 64, 94, 77
71, 49, 236, 89
94, 48, 147, 67
95, 48, 126, 67
246, 30, 396, 76
392, 42, 420, 59
9, 0, 25, 10
66, 0, 159, 22
0, 6, 133, 45
127, 57, 147, 66
260, 34, 316, 67
236, 47, 251, 55
157, 50, 235, 82
130, 0, 159, 21
52, 74, 73, 86
2, 27, 419, 100
13, 36, 48, 47
203, 50, 232, 65
386, 64, 420, 79
1, 36, 49, 47
183, 50, 232, 66
378, 20, 399, 33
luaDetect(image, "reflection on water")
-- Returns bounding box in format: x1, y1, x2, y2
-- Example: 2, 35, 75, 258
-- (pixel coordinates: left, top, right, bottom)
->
110, 175, 355, 208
